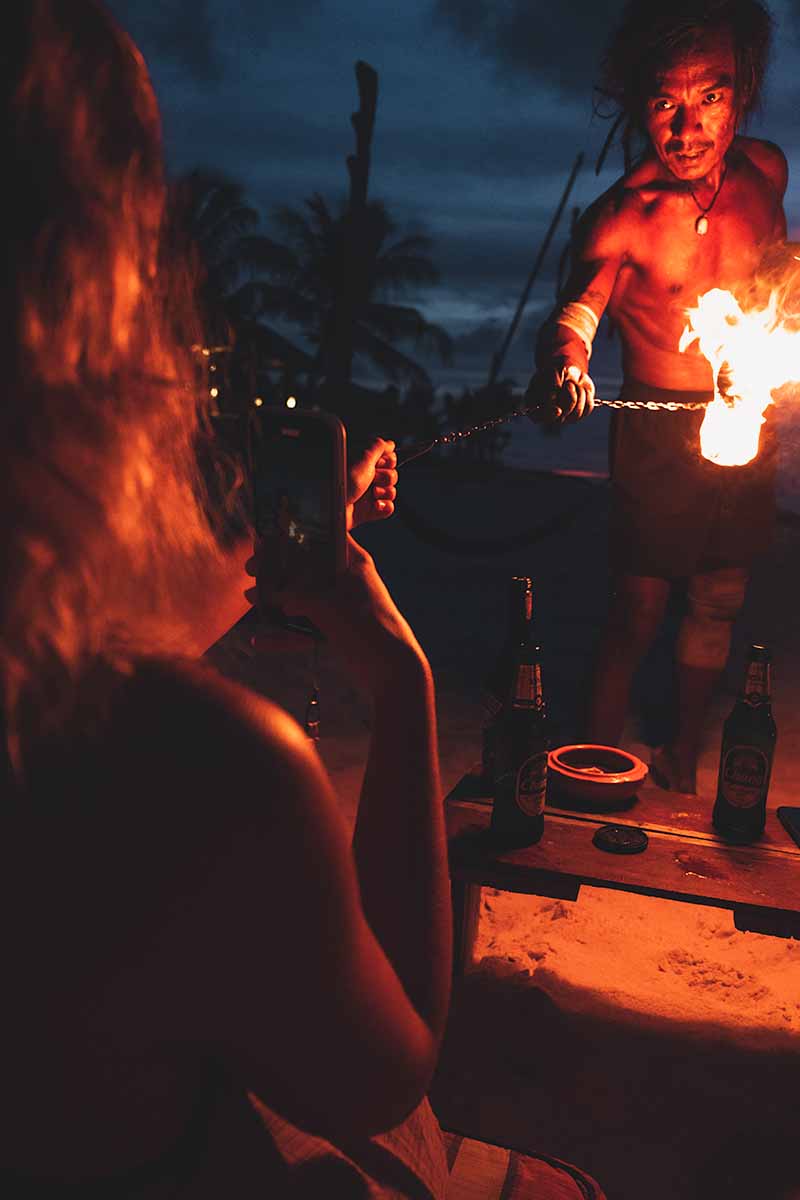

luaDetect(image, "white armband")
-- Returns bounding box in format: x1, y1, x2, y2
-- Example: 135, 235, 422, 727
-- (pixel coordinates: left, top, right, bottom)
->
555, 301, 600, 361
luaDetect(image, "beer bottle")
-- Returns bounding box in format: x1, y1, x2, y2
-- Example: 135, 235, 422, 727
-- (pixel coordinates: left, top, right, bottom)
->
484, 577, 548, 846
482, 576, 531, 789
712, 644, 776, 843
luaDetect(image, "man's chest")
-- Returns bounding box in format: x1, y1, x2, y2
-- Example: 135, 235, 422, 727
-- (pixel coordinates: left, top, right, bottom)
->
615, 179, 778, 311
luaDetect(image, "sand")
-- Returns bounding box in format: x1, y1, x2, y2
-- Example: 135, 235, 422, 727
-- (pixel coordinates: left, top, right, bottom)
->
475, 886, 800, 1038
207, 458, 800, 1200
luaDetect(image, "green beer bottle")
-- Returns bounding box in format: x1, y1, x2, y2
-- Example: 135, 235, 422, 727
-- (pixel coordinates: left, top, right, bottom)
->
486, 577, 548, 846
482, 576, 531, 789
712, 644, 776, 843
482, 576, 534, 790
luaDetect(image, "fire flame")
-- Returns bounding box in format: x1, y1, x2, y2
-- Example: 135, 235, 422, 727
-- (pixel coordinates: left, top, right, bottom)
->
680, 286, 800, 466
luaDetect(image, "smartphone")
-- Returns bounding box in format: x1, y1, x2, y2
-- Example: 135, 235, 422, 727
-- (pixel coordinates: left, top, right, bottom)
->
248, 406, 348, 595
777, 807, 800, 850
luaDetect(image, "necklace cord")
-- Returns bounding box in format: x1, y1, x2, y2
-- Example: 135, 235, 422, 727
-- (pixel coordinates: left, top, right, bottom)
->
688, 162, 728, 217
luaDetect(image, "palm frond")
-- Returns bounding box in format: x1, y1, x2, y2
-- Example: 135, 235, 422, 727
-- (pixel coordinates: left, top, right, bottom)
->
379, 233, 435, 259
228, 281, 319, 330
372, 251, 440, 294
362, 303, 452, 364
352, 323, 433, 385
176, 170, 259, 244
201, 204, 260, 259
236, 234, 299, 278
236, 320, 315, 371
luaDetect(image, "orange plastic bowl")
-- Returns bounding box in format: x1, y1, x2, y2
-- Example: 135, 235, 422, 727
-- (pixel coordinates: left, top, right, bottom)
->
548, 744, 649, 808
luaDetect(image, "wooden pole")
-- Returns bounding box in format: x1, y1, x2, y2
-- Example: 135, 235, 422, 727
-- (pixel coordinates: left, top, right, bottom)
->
347, 61, 378, 213
487, 152, 584, 390
322, 61, 379, 404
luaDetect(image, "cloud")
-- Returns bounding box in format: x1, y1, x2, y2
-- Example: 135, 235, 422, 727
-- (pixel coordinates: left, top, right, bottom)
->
108, 0, 223, 81
432, 0, 800, 98
431, 0, 626, 98
782, 0, 800, 33
108, 0, 323, 85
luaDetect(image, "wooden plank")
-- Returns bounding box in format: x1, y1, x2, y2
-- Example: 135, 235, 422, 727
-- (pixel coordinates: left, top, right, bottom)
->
451, 879, 481, 977
449, 763, 800, 857
447, 800, 800, 917
734, 906, 800, 938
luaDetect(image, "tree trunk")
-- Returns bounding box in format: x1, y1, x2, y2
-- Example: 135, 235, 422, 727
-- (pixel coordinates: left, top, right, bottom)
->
320, 62, 378, 407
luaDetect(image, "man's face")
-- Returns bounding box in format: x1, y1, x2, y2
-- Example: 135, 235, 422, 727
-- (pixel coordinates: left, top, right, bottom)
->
644, 30, 739, 181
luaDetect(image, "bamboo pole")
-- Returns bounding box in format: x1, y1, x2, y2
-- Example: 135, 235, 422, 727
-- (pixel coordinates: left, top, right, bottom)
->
487, 152, 584, 389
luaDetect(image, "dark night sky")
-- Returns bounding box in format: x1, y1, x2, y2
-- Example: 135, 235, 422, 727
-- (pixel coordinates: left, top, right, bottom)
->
108, 0, 800, 388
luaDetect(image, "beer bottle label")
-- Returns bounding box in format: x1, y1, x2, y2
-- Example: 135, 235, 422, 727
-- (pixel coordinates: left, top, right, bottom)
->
720, 746, 769, 809
744, 662, 769, 708
512, 663, 544, 711
516, 750, 548, 817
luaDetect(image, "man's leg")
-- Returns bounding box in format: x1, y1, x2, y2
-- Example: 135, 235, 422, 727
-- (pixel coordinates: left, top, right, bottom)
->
586, 573, 672, 748
654, 565, 748, 794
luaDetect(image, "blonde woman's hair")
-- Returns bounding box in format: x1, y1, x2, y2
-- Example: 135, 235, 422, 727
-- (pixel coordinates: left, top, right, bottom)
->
0, 1, 230, 774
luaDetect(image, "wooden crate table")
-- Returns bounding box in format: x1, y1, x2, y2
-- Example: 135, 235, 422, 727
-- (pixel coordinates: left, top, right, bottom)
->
446, 765, 800, 976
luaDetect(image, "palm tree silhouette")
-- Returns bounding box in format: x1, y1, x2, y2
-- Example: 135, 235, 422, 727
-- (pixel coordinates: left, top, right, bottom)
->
265, 193, 452, 400
166, 170, 452, 431
164, 168, 314, 411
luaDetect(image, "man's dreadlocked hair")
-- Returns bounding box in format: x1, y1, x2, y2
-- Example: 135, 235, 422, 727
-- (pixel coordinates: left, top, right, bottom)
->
595, 0, 773, 169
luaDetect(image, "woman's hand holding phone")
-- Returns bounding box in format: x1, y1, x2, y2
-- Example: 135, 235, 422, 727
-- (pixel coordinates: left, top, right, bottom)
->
245, 436, 421, 688
247, 534, 426, 694
348, 438, 398, 529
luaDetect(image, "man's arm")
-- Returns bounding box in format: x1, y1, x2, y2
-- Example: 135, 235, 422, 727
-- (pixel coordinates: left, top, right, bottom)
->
737, 136, 788, 240
528, 193, 628, 421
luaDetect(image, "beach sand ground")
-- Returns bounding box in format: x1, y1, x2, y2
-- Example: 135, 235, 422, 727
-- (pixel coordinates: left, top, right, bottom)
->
207, 459, 800, 1200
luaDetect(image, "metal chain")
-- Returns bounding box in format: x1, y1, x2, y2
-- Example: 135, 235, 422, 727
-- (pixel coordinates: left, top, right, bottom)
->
594, 398, 709, 412
399, 397, 709, 464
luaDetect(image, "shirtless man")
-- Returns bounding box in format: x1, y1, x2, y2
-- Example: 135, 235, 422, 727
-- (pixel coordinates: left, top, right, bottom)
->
528, 0, 786, 792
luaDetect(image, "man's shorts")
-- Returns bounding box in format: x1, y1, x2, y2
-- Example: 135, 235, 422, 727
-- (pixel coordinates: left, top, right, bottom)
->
608, 379, 777, 580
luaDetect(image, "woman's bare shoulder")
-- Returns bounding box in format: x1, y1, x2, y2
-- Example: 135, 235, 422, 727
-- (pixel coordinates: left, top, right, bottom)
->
119, 656, 320, 812
130, 656, 299, 737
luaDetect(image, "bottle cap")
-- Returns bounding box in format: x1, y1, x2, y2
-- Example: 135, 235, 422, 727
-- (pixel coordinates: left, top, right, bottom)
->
592, 824, 649, 854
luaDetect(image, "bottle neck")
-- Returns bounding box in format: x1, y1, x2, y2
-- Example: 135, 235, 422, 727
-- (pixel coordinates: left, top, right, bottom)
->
742, 657, 771, 707
507, 579, 533, 642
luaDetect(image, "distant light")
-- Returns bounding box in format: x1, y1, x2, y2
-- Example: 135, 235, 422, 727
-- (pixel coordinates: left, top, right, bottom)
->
209, 364, 217, 373
210, 387, 219, 399
202, 348, 211, 358
254, 397, 264, 407
286, 396, 297, 409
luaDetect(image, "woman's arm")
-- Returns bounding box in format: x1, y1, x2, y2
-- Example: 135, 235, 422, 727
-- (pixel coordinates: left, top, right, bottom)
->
269, 536, 452, 1053
351, 625, 451, 1047
158, 535, 450, 1142
154, 662, 447, 1143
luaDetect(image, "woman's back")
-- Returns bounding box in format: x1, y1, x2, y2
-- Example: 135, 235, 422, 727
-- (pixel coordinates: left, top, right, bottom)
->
0, 647, 449, 1198
0, 659, 262, 1183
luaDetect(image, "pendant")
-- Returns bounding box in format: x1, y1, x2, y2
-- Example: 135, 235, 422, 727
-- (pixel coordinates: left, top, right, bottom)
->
695, 215, 709, 236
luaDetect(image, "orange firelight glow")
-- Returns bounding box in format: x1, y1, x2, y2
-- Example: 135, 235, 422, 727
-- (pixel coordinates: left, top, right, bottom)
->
680, 287, 800, 466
